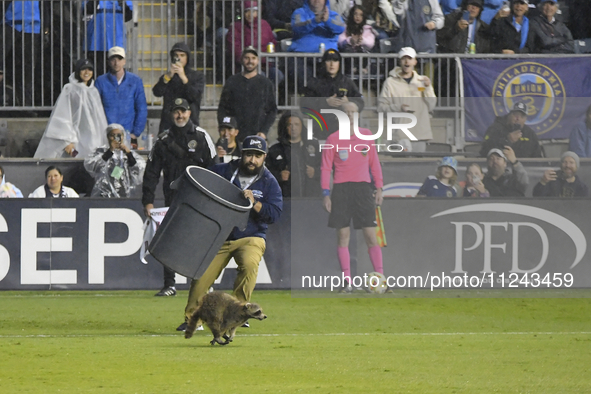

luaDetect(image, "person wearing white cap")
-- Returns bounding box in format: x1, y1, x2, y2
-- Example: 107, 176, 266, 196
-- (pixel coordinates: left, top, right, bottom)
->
95, 46, 148, 150
482, 146, 529, 197
377, 47, 437, 150
529, 0, 574, 53
533, 151, 588, 197
479, 101, 542, 158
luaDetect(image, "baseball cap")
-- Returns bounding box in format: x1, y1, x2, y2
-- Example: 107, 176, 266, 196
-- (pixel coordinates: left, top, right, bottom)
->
511, 102, 528, 115
75, 58, 94, 72
487, 148, 508, 161
242, 136, 267, 154
438, 156, 458, 174
172, 98, 191, 111
398, 47, 417, 59
467, 0, 483, 7
107, 46, 126, 59
244, 1, 258, 10
219, 116, 238, 129
323, 49, 341, 62
512, 0, 529, 4
242, 46, 258, 57
541, 0, 557, 3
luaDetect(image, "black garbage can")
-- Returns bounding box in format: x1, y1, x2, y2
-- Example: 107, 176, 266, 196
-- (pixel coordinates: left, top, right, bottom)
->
148, 166, 253, 279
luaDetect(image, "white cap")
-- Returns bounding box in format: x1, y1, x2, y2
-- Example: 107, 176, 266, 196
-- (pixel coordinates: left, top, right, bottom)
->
398, 47, 417, 59
108, 46, 126, 59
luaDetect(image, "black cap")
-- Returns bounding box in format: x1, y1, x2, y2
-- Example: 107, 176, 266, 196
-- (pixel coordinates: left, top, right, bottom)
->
467, 0, 483, 8
172, 98, 191, 111
511, 102, 527, 115
75, 58, 94, 72
242, 46, 258, 57
242, 136, 267, 154
219, 116, 238, 129
323, 49, 341, 62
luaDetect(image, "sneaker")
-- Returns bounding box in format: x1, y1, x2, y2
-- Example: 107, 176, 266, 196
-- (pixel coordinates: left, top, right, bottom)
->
339, 285, 353, 294
155, 286, 176, 297
176, 322, 188, 331
196, 325, 204, 331
241, 321, 250, 328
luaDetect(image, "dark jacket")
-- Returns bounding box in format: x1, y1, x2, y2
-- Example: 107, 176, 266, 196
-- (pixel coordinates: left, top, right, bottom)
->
437, 9, 490, 53
480, 115, 542, 158
263, 0, 304, 30
529, 15, 574, 54
152, 42, 205, 132
266, 139, 322, 198
211, 160, 283, 240
483, 162, 529, 197
302, 72, 364, 140
489, 15, 534, 53
532, 174, 589, 197
142, 120, 215, 206
217, 73, 277, 141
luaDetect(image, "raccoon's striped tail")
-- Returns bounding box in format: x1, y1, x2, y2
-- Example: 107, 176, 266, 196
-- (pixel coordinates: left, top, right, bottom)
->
185, 310, 201, 339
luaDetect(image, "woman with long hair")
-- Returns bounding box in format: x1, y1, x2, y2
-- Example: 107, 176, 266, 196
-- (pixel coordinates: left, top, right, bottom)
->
338, 5, 376, 53
34, 59, 108, 159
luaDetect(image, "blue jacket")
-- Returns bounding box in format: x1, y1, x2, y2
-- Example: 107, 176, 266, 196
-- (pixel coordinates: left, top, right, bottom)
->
94, 71, 148, 137
83, 1, 133, 50
4, 1, 41, 33
480, 0, 504, 25
289, 0, 345, 53
211, 161, 283, 241
440, 0, 461, 14
569, 121, 591, 158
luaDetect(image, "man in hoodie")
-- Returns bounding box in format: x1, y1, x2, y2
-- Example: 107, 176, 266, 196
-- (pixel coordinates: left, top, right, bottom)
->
152, 42, 205, 133
218, 46, 277, 142
301, 49, 364, 140
142, 98, 217, 297
95, 46, 148, 149
377, 47, 437, 150
479, 102, 542, 158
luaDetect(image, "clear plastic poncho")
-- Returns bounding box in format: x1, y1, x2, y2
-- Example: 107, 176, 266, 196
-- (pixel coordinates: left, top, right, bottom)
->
84, 147, 146, 198
34, 73, 108, 159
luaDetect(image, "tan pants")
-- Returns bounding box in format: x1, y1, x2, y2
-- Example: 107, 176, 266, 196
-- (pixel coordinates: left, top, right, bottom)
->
184, 236, 266, 320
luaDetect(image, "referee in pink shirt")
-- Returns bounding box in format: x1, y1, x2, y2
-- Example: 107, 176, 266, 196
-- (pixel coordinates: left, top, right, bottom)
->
321, 101, 384, 293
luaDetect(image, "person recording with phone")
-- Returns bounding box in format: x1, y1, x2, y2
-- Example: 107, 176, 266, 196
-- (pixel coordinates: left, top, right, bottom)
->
480, 101, 542, 158
216, 116, 241, 163
84, 123, 146, 198
533, 151, 588, 197
153, 42, 205, 133
437, 0, 491, 54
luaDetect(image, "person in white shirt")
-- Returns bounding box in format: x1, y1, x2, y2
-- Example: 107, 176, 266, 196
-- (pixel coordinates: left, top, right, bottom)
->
29, 166, 79, 198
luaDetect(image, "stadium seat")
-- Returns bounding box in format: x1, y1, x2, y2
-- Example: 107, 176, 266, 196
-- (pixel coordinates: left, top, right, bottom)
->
575, 39, 591, 54
379, 38, 393, 54
463, 143, 481, 155
280, 38, 292, 52
425, 142, 452, 153
542, 142, 569, 158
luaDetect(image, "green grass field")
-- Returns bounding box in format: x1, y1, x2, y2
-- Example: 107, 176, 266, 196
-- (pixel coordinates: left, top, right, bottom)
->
1, 290, 590, 393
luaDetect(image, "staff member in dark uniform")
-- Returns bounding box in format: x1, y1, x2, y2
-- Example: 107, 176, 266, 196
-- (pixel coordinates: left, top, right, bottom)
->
142, 98, 216, 297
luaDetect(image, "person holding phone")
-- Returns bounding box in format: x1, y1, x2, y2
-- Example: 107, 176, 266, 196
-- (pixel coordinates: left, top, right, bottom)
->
84, 123, 145, 198
152, 42, 205, 133
533, 151, 588, 197
437, 0, 491, 53
463, 163, 490, 197
216, 117, 241, 163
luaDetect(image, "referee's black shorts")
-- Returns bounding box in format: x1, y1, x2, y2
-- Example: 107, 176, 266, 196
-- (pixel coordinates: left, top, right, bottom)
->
328, 182, 377, 230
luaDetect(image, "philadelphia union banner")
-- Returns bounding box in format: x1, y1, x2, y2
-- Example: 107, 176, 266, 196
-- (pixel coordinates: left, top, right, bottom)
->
462, 58, 591, 141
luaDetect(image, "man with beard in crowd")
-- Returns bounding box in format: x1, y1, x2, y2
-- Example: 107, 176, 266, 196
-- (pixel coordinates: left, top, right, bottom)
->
482, 146, 529, 197
217, 46, 277, 142
177, 135, 282, 331
142, 98, 216, 297
533, 151, 588, 197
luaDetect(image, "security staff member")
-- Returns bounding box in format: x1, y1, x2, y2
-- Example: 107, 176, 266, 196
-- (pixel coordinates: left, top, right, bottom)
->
142, 98, 216, 297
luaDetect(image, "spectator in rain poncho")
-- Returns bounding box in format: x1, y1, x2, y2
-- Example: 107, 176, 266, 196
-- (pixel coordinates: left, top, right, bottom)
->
84, 123, 145, 198
34, 59, 108, 159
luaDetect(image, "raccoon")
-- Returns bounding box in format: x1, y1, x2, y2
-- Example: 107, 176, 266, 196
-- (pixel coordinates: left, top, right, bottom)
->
184, 291, 267, 345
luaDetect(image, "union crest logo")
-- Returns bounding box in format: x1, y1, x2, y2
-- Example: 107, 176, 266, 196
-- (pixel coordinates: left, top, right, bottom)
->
492, 62, 566, 136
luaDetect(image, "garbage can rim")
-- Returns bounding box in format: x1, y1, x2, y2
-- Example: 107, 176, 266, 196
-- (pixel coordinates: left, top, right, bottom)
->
185, 166, 253, 211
